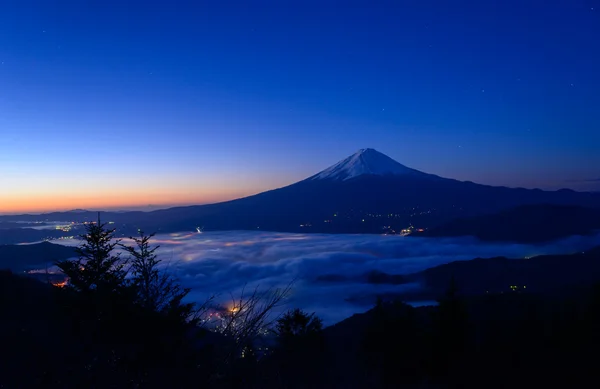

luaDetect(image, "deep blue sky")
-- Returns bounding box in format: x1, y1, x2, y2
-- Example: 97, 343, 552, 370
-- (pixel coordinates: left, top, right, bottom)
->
1, 0, 599, 212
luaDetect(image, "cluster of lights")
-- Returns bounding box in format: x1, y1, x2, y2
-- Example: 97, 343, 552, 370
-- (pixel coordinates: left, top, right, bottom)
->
410, 210, 433, 217
381, 225, 426, 236
400, 226, 415, 235
51, 279, 68, 288
361, 208, 435, 220
27, 268, 62, 275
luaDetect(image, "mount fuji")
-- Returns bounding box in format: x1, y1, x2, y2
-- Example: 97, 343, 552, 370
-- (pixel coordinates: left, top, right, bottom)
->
309, 148, 425, 181
3, 149, 600, 236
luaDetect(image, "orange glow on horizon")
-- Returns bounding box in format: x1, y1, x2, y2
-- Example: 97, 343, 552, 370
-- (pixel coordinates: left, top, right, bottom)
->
0, 188, 260, 214
0, 170, 297, 214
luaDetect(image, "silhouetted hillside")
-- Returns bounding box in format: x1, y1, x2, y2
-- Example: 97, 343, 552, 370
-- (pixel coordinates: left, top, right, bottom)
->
0, 221, 50, 229
314, 245, 600, 304
415, 204, 600, 243
0, 242, 77, 271
0, 270, 79, 388
322, 286, 600, 388
0, 227, 70, 245
413, 246, 600, 294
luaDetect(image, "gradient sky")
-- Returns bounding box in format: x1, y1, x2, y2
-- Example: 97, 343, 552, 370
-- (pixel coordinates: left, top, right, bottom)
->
1, 0, 599, 213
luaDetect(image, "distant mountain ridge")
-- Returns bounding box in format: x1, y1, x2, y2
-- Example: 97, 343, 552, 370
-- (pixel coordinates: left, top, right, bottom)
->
405, 245, 600, 299
317, 246, 600, 304
2, 149, 600, 237
0, 228, 71, 245
0, 242, 77, 272
414, 204, 600, 243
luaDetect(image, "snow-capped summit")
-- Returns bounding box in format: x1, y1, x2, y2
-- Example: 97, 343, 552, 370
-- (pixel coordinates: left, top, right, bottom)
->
311, 148, 421, 181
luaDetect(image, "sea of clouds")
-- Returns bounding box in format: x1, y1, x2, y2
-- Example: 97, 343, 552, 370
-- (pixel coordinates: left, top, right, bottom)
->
53, 230, 600, 324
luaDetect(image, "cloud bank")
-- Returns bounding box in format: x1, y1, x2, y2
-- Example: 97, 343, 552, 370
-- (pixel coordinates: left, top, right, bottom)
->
55, 230, 600, 324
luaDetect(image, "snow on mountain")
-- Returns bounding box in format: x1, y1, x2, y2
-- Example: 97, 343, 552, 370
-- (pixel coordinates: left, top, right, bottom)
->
310, 148, 421, 181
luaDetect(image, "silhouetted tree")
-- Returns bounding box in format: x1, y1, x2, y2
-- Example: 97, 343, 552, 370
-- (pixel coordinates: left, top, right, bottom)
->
271, 309, 325, 388
52, 217, 137, 386
56, 216, 125, 293
52, 221, 217, 388
430, 276, 470, 387
216, 285, 291, 356
122, 230, 197, 323
275, 308, 323, 338
361, 299, 425, 388
211, 285, 291, 387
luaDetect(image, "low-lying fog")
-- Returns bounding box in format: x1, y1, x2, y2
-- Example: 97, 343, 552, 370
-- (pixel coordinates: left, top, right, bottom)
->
48, 230, 600, 324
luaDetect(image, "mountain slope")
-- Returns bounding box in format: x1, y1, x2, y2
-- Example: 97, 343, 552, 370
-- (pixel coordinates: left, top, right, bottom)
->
3, 149, 600, 235
414, 204, 600, 243
405, 245, 600, 298
139, 171, 600, 234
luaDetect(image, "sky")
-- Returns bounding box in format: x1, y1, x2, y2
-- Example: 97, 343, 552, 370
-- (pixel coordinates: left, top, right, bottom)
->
1, 0, 599, 213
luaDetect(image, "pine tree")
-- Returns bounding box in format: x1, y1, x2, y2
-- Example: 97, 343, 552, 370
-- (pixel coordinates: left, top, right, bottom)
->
122, 231, 196, 322
431, 276, 470, 386
56, 215, 125, 293
275, 308, 323, 339
273, 309, 325, 388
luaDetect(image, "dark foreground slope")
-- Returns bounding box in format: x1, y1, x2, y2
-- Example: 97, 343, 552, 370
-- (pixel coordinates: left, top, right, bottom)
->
0, 271, 77, 388
5, 245, 600, 389
0, 270, 218, 389
324, 288, 600, 389
321, 246, 600, 388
